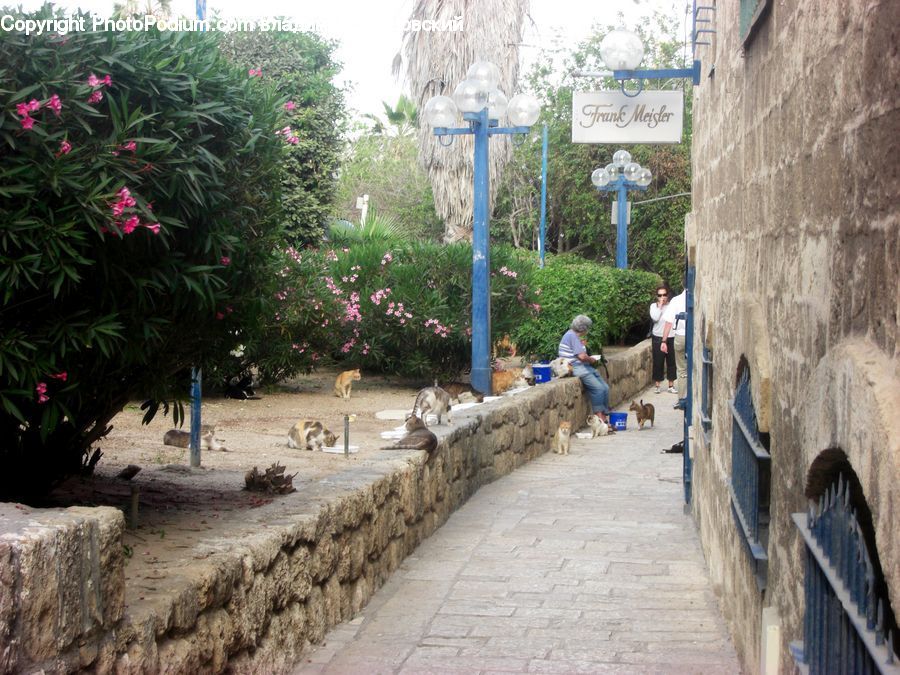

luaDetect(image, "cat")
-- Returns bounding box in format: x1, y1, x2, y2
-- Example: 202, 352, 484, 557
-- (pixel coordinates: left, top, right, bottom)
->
586, 413, 612, 437
410, 386, 452, 426
552, 420, 572, 455
549, 357, 573, 378
439, 382, 484, 404
491, 364, 534, 394
287, 419, 338, 451
383, 414, 438, 454
492, 334, 517, 359
163, 425, 227, 451
225, 374, 260, 400
334, 368, 361, 400
629, 399, 656, 429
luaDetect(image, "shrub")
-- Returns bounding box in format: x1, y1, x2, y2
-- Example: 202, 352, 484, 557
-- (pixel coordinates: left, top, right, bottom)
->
239, 242, 541, 383
0, 12, 287, 497
218, 29, 346, 245
513, 255, 660, 358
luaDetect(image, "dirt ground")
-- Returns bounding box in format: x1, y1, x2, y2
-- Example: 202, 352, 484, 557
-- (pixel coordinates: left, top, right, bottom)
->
42, 369, 448, 601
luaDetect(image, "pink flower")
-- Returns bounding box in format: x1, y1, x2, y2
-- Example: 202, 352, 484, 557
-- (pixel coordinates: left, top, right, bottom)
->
220, 256, 231, 266
87, 73, 101, 86
87, 90, 103, 104
45, 94, 62, 116
26, 99, 40, 112
287, 135, 299, 145
50, 372, 67, 381
284, 101, 296, 111
56, 140, 72, 156
15, 102, 29, 116
144, 223, 161, 235
121, 141, 137, 153
35, 382, 49, 404
122, 215, 140, 234
216, 312, 225, 320
102, 74, 112, 86
20, 115, 35, 130
248, 68, 262, 77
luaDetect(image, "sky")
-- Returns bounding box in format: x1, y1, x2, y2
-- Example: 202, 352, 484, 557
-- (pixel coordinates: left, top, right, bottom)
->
17, 0, 688, 117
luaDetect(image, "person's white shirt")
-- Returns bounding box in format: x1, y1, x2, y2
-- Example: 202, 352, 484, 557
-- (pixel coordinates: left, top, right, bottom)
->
662, 291, 687, 337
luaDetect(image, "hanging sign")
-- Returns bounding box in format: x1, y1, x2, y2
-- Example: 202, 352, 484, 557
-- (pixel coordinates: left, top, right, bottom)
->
572, 90, 684, 144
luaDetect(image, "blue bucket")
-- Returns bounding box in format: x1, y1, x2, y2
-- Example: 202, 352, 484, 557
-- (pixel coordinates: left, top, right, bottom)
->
533, 364, 552, 383
609, 412, 628, 431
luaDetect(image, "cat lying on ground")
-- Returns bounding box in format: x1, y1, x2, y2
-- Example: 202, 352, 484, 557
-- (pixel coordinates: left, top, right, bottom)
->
225, 375, 261, 400
383, 414, 438, 454
287, 419, 338, 451
491, 364, 534, 394
164, 425, 227, 451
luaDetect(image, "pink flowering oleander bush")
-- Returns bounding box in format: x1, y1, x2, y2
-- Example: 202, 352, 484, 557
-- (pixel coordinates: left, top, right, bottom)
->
512, 254, 660, 358
238, 242, 541, 383
0, 9, 291, 497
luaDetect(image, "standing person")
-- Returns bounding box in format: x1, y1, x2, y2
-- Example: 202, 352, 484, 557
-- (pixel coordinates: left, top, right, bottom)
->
650, 285, 677, 394
660, 289, 687, 407
558, 315, 611, 424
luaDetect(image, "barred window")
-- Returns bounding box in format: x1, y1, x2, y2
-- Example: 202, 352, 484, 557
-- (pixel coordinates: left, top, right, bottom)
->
728, 362, 770, 590
700, 344, 713, 441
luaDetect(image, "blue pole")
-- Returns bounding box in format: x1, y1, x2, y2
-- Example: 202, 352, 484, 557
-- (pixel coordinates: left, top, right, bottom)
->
190, 367, 201, 467
195, 0, 206, 24
539, 123, 548, 268
471, 107, 492, 396
616, 178, 629, 269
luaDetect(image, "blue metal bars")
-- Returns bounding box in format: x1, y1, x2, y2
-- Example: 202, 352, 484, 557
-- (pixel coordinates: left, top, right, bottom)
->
189, 367, 201, 467
594, 176, 649, 269
539, 123, 548, 269
432, 109, 530, 395
728, 366, 770, 589
791, 476, 899, 673
682, 265, 695, 504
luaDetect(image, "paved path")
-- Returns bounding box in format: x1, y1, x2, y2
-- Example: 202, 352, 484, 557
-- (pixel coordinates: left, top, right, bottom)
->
293, 388, 741, 674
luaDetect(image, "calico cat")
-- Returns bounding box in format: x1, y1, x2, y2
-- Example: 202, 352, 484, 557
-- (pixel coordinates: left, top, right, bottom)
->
491, 365, 533, 395
629, 399, 656, 429
287, 419, 338, 451
586, 413, 612, 437
549, 357, 573, 378
552, 420, 572, 455
383, 414, 438, 454
411, 386, 452, 426
334, 368, 361, 400
440, 382, 484, 403
163, 425, 227, 451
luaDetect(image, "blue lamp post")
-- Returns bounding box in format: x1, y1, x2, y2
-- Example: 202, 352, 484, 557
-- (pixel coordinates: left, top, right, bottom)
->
599, 28, 700, 96
422, 61, 541, 395
591, 150, 652, 269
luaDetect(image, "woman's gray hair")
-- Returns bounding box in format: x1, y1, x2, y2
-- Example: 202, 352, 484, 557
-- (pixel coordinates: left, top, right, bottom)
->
570, 314, 593, 332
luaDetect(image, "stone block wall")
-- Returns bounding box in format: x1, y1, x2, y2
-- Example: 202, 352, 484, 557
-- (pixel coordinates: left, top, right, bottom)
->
688, 0, 899, 670
0, 343, 652, 673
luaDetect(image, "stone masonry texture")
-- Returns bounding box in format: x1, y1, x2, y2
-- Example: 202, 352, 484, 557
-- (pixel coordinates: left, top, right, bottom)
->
687, 0, 899, 671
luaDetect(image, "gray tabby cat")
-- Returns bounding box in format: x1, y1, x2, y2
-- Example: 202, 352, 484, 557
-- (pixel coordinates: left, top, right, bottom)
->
383, 414, 438, 454
410, 386, 452, 426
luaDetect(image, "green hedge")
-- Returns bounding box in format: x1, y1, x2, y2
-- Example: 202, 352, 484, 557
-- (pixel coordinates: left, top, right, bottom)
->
513, 255, 659, 358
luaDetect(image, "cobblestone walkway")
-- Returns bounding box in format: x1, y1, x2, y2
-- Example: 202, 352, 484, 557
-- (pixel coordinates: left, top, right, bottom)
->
293, 388, 741, 674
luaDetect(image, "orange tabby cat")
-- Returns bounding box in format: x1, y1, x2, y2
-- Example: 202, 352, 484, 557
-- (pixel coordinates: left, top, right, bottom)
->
334, 368, 361, 400
491, 364, 534, 394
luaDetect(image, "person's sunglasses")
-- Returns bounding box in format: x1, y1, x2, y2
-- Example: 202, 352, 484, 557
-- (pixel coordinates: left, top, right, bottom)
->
657, 293, 667, 297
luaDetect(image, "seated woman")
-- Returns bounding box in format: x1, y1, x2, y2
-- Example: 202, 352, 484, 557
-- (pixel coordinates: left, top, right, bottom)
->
558, 314, 611, 424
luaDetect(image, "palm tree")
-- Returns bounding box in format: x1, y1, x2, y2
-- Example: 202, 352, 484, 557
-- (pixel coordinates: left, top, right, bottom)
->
363, 95, 419, 137
398, 0, 529, 242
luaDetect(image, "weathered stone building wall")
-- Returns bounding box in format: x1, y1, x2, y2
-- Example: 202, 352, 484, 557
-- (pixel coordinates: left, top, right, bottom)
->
688, 0, 899, 671
0, 343, 651, 673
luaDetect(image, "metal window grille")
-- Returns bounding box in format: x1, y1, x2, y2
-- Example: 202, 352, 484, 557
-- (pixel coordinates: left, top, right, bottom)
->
739, 0, 771, 44
790, 476, 899, 674
728, 366, 770, 590
700, 345, 713, 440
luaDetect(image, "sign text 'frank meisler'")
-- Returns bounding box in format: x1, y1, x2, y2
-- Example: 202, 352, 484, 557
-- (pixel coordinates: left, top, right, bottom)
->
572, 90, 684, 144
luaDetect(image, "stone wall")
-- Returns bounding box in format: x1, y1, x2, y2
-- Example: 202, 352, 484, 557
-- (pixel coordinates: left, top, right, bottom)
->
0, 342, 651, 673
688, 0, 899, 671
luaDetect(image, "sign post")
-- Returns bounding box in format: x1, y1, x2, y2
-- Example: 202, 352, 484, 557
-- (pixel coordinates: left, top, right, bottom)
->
572, 90, 684, 144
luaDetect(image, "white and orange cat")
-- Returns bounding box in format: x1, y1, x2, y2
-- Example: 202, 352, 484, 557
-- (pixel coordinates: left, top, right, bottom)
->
287, 419, 338, 451
552, 420, 572, 455
491, 364, 534, 394
163, 425, 227, 451
334, 368, 361, 400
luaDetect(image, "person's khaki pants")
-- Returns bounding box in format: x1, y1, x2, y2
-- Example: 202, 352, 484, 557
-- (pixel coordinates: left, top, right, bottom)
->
675, 334, 687, 398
